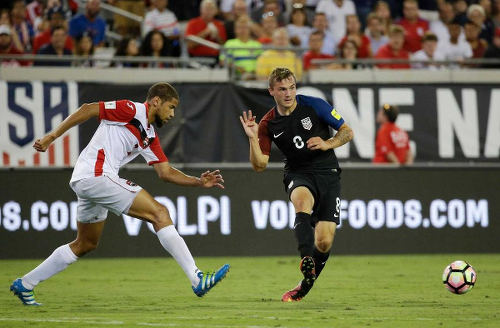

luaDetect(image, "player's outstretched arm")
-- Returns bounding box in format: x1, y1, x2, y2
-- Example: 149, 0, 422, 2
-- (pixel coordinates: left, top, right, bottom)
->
239, 110, 269, 172
153, 162, 224, 189
33, 103, 100, 152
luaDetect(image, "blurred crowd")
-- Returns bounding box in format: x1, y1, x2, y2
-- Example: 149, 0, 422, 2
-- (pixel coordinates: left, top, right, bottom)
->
1, 0, 500, 78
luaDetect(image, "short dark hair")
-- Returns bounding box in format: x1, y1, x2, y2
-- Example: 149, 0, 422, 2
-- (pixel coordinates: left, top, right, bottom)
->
50, 25, 66, 35
268, 67, 296, 87
422, 31, 438, 42
382, 104, 399, 122
147, 82, 179, 102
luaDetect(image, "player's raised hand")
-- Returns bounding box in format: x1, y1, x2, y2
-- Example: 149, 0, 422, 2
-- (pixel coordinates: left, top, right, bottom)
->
33, 134, 56, 152
200, 170, 225, 189
239, 110, 259, 139
307, 136, 331, 151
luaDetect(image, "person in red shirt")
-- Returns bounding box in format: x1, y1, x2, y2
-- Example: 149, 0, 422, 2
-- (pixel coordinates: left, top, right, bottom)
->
337, 14, 371, 58
0, 24, 29, 66
373, 104, 413, 164
397, 0, 429, 53
375, 25, 410, 69
303, 30, 334, 70
32, 8, 73, 54
185, 0, 226, 58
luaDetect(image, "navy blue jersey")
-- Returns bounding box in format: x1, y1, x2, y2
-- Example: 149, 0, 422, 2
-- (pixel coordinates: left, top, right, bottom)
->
258, 94, 345, 173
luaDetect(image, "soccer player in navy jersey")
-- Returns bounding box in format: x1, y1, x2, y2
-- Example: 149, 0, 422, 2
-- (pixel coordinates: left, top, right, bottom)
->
240, 67, 353, 302
10, 82, 229, 305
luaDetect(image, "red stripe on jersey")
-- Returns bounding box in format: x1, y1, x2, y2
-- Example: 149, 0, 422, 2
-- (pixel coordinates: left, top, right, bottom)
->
94, 149, 105, 176
33, 152, 40, 166
18, 160, 25, 166
48, 144, 55, 165
148, 132, 168, 165
99, 100, 136, 122
3, 152, 10, 165
63, 135, 70, 165
125, 124, 144, 148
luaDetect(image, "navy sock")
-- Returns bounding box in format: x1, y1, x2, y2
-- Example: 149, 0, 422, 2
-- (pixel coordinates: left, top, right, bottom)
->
293, 212, 314, 258
312, 247, 330, 278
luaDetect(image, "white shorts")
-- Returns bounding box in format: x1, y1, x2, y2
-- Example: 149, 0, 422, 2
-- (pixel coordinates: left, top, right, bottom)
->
70, 175, 142, 223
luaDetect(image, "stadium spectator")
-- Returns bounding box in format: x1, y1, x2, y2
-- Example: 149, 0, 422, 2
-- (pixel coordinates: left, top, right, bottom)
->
34, 25, 72, 67
69, 0, 106, 47
438, 17, 472, 68
338, 14, 371, 58
73, 32, 94, 67
257, 10, 278, 44
33, 7, 73, 54
167, 0, 200, 21
373, 104, 413, 165
336, 38, 360, 69
285, 0, 315, 26
224, 0, 262, 40
365, 13, 388, 55
220, 15, 262, 79
311, 12, 336, 55
251, 0, 286, 26
25, 0, 44, 31
467, 4, 495, 44
256, 27, 303, 79
11, 0, 34, 52
411, 31, 445, 70
0, 24, 27, 67
221, 0, 264, 20
141, 30, 170, 68
431, 1, 462, 48
142, 0, 180, 38
453, 0, 469, 25
464, 19, 488, 60
353, 0, 376, 28
112, 37, 140, 67
302, 30, 334, 70
374, 24, 410, 69
0, 8, 24, 52
396, 0, 429, 53
185, 0, 227, 59
286, 6, 312, 47
107, 0, 144, 37
315, 0, 356, 43
373, 0, 392, 35
493, 0, 500, 28
482, 27, 500, 68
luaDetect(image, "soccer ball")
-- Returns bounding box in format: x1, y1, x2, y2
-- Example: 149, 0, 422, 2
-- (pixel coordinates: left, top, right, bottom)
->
442, 260, 477, 294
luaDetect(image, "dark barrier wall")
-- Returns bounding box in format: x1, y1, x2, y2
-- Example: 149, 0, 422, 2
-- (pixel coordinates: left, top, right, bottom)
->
1, 168, 498, 258
77, 83, 500, 163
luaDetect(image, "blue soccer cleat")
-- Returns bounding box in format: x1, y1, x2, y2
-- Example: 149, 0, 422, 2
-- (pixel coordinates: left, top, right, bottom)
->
192, 264, 230, 297
10, 278, 41, 306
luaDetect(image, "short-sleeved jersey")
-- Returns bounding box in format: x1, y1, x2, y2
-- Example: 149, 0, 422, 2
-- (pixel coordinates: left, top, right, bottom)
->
373, 122, 410, 164
258, 94, 345, 173
70, 100, 167, 183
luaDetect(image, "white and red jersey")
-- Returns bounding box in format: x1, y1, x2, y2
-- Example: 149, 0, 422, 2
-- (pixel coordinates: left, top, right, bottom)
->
70, 100, 167, 183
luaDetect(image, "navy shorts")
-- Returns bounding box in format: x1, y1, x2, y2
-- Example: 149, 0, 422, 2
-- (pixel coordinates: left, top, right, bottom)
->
283, 169, 341, 225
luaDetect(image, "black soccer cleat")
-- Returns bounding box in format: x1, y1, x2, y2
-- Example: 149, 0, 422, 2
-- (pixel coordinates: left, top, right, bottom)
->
300, 256, 316, 287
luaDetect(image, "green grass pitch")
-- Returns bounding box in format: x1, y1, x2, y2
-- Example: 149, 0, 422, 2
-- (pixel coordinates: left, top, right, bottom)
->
1, 255, 499, 328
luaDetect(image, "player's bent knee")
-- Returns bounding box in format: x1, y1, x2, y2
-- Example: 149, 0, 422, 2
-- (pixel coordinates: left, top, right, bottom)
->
71, 239, 99, 256
315, 238, 333, 253
152, 204, 173, 227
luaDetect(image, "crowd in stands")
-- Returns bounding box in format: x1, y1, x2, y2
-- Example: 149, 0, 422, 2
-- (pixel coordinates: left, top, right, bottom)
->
1, 0, 500, 78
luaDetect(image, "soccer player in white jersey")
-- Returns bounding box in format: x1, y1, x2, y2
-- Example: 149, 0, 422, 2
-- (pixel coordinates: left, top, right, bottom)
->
10, 82, 230, 305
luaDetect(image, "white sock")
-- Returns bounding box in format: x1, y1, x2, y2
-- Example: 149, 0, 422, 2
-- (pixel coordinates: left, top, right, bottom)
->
22, 244, 78, 290
156, 225, 200, 287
